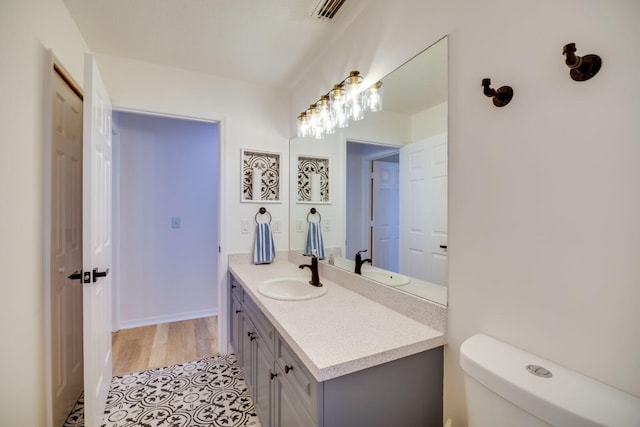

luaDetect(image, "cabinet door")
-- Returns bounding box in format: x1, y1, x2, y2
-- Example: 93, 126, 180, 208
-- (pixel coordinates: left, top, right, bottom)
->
273, 364, 315, 427
230, 294, 242, 355
253, 336, 273, 427
239, 312, 255, 391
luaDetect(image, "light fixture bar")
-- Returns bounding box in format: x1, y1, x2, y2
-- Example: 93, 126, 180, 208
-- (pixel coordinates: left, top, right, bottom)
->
296, 71, 383, 138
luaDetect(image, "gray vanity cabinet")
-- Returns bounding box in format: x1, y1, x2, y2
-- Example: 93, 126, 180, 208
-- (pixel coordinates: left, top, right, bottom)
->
228, 273, 443, 427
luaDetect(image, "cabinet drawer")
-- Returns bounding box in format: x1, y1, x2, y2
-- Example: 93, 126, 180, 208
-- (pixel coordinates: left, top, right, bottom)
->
243, 295, 275, 356
275, 335, 320, 420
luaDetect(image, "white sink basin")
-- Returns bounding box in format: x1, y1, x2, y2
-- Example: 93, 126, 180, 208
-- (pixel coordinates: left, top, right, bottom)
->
257, 277, 327, 301
362, 270, 410, 287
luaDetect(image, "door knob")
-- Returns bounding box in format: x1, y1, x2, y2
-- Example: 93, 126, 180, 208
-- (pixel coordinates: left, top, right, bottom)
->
92, 268, 109, 282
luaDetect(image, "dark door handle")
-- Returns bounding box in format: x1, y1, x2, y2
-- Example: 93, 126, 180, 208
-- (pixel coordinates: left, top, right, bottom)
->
68, 270, 82, 281
92, 268, 109, 282
270, 371, 277, 380
284, 365, 293, 374
439, 245, 448, 249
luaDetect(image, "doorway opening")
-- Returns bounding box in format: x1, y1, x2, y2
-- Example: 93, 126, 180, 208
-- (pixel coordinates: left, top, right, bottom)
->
345, 141, 398, 266
112, 111, 220, 334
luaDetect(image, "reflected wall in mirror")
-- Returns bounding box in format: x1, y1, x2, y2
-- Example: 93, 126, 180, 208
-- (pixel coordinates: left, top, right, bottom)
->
290, 37, 448, 306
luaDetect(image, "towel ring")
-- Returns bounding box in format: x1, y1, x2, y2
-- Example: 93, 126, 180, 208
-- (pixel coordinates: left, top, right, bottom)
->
306, 207, 321, 223
255, 207, 272, 224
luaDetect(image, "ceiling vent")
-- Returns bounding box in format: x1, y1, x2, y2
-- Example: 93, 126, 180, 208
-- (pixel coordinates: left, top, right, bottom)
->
311, 0, 347, 20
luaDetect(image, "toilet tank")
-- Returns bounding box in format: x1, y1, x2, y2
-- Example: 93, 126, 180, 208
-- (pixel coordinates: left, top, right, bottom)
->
460, 334, 640, 427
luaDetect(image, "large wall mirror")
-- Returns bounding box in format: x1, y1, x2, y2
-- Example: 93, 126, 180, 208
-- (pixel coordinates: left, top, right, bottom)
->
289, 37, 448, 306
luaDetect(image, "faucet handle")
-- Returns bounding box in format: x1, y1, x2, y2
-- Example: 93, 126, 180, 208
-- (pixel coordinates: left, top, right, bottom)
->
357, 249, 368, 254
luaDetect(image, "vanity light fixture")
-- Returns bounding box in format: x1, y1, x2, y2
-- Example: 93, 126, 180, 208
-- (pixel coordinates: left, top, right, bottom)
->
296, 71, 383, 138
562, 43, 601, 82
481, 78, 513, 107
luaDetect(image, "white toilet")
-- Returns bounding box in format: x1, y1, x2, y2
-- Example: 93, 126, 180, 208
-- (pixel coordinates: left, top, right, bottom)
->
460, 334, 640, 427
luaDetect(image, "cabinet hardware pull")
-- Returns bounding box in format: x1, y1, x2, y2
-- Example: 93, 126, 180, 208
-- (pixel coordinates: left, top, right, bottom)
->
270, 372, 277, 380
248, 332, 257, 341
235, 309, 243, 314
439, 245, 448, 249
284, 365, 293, 374
231, 284, 237, 288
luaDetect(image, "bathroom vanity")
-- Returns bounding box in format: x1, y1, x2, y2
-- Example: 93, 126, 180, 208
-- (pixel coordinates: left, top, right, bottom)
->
228, 256, 447, 427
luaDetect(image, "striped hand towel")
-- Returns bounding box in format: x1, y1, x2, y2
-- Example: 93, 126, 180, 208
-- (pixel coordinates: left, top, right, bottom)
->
254, 222, 276, 264
304, 222, 325, 260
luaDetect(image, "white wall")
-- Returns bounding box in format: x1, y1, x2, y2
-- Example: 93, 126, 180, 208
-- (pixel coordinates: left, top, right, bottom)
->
95, 53, 290, 256
115, 112, 219, 328
0, 1, 89, 425
291, 0, 640, 424
412, 101, 447, 141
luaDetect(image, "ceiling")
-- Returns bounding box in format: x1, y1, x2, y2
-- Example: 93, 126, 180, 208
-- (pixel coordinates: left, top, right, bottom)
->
63, 0, 448, 112
63, 0, 366, 89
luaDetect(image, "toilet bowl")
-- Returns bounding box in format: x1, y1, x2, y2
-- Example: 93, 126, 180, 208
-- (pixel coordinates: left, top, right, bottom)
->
460, 334, 640, 427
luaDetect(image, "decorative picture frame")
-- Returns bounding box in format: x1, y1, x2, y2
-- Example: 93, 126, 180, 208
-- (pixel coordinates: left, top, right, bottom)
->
297, 155, 331, 204
241, 149, 281, 203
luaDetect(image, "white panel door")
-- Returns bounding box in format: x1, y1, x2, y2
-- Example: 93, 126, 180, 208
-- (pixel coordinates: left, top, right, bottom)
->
399, 142, 429, 280
399, 133, 448, 283
82, 54, 113, 427
429, 135, 448, 286
50, 71, 84, 427
372, 160, 399, 272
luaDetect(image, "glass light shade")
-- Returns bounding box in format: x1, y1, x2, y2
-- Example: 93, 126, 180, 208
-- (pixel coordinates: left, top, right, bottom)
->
297, 112, 310, 137
347, 91, 364, 121
317, 95, 335, 134
366, 81, 383, 112
330, 84, 349, 128
307, 105, 324, 139
344, 71, 364, 121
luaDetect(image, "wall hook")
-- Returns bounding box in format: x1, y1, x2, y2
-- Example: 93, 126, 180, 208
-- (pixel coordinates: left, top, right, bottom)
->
562, 43, 601, 81
481, 78, 513, 107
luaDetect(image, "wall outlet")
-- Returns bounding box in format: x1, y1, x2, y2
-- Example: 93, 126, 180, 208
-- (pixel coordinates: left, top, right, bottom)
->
171, 217, 181, 229
241, 219, 250, 234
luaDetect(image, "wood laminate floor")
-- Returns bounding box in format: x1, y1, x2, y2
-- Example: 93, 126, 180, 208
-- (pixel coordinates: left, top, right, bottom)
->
112, 316, 219, 377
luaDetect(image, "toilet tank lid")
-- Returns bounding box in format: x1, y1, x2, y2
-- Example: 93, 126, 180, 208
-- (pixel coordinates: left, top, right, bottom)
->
460, 334, 640, 427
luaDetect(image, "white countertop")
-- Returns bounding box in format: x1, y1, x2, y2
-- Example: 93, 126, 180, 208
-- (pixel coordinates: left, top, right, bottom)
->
229, 258, 446, 382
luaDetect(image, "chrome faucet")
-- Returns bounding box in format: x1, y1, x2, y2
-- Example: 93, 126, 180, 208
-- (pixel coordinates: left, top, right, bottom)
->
299, 254, 322, 287
354, 249, 372, 275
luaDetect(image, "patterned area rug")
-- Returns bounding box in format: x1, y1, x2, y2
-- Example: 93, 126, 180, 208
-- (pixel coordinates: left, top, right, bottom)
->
63, 354, 260, 427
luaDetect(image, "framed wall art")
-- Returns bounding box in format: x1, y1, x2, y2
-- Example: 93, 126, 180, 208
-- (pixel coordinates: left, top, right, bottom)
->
241, 149, 281, 203
297, 155, 330, 204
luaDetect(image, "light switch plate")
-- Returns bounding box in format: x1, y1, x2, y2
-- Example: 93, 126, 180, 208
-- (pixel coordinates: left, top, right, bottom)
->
272, 220, 281, 233
241, 219, 250, 234
171, 217, 181, 229
296, 221, 304, 233
323, 219, 331, 232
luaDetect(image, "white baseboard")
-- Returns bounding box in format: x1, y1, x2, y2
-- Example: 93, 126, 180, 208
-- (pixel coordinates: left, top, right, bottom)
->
118, 308, 219, 330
